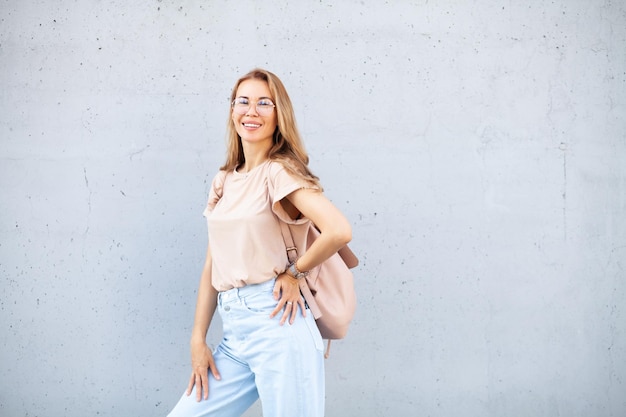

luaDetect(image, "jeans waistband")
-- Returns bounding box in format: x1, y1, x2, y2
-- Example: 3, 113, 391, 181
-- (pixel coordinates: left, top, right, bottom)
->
219, 278, 276, 304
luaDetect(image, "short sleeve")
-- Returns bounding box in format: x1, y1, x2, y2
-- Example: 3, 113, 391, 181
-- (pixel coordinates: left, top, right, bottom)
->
267, 161, 320, 224
202, 170, 227, 218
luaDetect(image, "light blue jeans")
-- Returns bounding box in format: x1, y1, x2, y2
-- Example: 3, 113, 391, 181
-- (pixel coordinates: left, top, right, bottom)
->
167, 279, 326, 417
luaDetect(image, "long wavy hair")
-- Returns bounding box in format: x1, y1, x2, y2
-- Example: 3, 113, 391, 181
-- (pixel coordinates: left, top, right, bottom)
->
221, 68, 321, 189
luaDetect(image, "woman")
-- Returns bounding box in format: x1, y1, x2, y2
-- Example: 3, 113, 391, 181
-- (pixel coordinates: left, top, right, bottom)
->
166, 68, 352, 417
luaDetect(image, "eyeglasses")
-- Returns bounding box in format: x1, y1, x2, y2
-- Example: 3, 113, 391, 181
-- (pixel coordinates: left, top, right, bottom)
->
231, 97, 276, 116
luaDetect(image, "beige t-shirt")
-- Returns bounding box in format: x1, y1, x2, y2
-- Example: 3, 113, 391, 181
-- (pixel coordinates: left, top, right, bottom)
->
203, 160, 316, 292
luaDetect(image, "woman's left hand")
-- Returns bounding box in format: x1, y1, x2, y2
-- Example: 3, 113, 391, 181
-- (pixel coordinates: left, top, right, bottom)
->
270, 274, 306, 325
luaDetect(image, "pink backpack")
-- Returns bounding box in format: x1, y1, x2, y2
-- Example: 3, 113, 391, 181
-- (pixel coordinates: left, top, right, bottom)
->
277, 220, 358, 357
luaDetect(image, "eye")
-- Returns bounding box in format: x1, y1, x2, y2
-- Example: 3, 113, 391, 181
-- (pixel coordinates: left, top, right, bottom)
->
257, 99, 274, 107
235, 97, 249, 106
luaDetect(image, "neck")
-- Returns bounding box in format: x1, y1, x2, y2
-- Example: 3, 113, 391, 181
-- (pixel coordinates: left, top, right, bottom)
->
240, 141, 271, 173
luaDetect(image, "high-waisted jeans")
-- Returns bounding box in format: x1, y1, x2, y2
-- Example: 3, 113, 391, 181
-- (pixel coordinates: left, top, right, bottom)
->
167, 279, 325, 417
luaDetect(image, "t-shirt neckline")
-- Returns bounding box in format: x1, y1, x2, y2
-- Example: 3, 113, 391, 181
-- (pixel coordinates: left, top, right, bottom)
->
233, 159, 270, 178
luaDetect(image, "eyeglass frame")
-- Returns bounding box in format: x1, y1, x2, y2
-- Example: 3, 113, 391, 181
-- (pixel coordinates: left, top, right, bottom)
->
231, 97, 276, 116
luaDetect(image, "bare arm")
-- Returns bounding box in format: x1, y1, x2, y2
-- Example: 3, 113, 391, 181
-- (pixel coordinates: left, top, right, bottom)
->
185, 244, 221, 401
286, 188, 352, 272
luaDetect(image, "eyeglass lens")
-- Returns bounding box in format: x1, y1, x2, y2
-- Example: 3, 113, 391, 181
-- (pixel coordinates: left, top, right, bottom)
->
232, 98, 275, 115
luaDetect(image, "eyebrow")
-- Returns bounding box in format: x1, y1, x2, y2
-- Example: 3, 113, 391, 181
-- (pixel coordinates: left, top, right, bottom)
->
236, 95, 273, 100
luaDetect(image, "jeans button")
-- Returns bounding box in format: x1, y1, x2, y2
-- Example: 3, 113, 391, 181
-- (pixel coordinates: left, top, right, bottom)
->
224, 306, 230, 312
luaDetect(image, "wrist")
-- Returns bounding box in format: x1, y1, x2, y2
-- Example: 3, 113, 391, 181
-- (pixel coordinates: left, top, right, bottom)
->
190, 334, 207, 346
286, 260, 308, 279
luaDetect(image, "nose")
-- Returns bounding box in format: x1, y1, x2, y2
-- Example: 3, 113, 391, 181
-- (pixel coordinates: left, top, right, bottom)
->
245, 101, 259, 116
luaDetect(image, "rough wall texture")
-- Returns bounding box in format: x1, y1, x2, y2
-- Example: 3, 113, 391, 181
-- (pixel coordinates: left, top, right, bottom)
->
1, 1, 625, 416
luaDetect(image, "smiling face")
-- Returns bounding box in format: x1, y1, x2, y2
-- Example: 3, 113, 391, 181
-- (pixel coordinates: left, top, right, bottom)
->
231, 78, 277, 148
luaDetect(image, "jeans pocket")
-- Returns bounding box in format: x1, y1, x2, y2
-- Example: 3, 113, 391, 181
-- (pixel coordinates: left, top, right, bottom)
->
241, 290, 277, 315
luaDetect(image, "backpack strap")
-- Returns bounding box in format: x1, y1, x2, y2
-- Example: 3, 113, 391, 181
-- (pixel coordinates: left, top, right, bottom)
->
278, 220, 298, 264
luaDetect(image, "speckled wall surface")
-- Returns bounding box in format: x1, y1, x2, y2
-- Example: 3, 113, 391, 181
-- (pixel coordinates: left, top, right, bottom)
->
1, 1, 624, 416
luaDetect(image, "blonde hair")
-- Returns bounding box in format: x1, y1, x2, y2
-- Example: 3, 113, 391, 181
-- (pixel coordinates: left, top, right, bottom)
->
221, 68, 321, 189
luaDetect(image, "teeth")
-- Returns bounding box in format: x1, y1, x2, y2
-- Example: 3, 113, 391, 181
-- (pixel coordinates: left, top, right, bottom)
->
243, 123, 260, 128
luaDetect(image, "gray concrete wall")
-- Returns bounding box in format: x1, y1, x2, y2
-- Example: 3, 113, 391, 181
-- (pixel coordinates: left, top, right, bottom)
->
1, 1, 624, 416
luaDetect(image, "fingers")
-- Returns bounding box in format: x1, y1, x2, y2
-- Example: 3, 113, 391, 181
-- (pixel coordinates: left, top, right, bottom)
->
196, 373, 205, 401
188, 367, 208, 402
198, 351, 221, 401
185, 372, 195, 396
280, 301, 296, 325
185, 366, 219, 402
207, 355, 221, 382
269, 302, 282, 319
270, 275, 305, 324
186, 344, 219, 401
270, 298, 302, 322
283, 299, 307, 325
298, 298, 306, 318
184, 371, 205, 401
